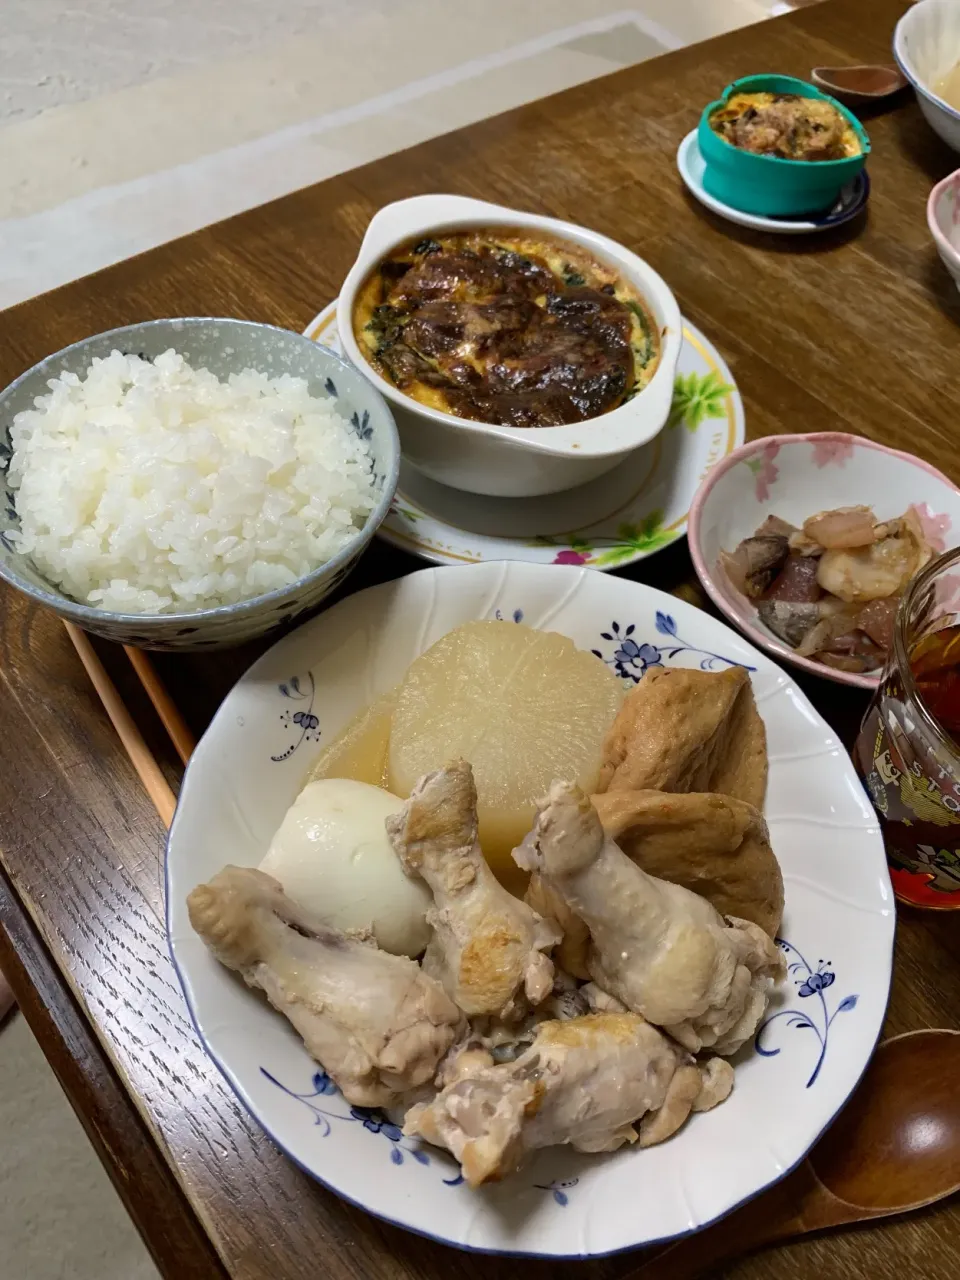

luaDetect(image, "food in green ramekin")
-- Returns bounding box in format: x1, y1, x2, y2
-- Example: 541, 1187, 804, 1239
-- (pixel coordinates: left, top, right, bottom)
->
697, 75, 870, 217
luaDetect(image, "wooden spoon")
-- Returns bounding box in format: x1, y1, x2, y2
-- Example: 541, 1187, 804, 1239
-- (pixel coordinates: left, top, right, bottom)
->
811, 63, 908, 103
628, 1029, 960, 1279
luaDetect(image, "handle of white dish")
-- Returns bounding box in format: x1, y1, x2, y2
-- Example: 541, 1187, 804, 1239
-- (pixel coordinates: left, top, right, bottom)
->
357, 195, 518, 260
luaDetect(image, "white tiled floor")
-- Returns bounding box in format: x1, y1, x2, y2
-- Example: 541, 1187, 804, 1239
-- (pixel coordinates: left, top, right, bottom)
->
0, 1, 785, 1275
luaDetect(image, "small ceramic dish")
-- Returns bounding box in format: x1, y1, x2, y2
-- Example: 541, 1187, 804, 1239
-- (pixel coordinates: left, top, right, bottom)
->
677, 132, 870, 236
928, 167, 960, 292
0, 319, 400, 651
894, 0, 960, 153
307, 301, 744, 568
687, 433, 960, 689
337, 194, 683, 499
698, 75, 870, 217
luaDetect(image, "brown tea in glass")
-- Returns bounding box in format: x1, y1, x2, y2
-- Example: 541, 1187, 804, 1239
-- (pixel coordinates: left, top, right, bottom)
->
854, 545, 960, 908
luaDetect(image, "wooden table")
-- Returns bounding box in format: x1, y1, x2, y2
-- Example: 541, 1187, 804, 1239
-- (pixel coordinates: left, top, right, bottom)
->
2, 0, 959, 1276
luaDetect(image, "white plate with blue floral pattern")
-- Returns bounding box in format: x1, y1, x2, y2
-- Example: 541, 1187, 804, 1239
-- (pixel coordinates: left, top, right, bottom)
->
305, 302, 744, 568
166, 562, 894, 1259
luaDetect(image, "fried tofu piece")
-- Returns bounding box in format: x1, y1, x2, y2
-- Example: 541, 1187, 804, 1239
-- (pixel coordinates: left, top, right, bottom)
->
597, 667, 768, 810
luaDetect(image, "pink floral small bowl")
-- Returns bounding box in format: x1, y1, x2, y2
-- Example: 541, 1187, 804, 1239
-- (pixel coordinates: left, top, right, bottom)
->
687, 433, 960, 688
928, 168, 960, 293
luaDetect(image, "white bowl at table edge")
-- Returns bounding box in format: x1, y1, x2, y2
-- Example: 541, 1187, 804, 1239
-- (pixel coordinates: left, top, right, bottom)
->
894, 0, 960, 153
337, 194, 682, 499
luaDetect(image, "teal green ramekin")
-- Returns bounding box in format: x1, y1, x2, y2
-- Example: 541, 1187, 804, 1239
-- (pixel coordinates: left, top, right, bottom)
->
698, 74, 870, 217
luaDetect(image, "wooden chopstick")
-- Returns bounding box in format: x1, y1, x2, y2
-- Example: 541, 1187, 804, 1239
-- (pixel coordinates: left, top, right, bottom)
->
123, 646, 196, 765
63, 622, 177, 829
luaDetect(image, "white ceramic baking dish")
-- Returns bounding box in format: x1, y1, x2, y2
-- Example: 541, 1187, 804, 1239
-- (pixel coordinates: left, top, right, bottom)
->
337, 194, 682, 498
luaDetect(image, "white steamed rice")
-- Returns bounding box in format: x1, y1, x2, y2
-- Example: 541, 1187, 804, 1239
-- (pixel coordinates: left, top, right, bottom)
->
8, 348, 378, 614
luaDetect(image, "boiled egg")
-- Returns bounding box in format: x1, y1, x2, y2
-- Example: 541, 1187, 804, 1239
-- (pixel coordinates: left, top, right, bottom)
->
259, 778, 430, 958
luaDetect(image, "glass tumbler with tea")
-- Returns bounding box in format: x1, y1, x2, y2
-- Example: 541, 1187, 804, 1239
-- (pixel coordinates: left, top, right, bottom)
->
854, 545, 960, 908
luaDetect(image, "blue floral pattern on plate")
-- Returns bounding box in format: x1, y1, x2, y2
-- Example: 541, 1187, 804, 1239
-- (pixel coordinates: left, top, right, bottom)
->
261, 1068, 434, 1169
261, 1066, 576, 1199
534, 1179, 579, 1206
271, 672, 320, 761
757, 940, 858, 1088
592, 612, 754, 682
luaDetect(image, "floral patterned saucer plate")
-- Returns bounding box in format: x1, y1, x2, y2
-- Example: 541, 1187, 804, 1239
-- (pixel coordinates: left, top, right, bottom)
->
167, 561, 893, 1258
688, 432, 960, 689
304, 302, 744, 569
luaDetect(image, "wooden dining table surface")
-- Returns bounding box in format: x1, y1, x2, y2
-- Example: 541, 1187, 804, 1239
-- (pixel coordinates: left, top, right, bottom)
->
2, 0, 960, 1276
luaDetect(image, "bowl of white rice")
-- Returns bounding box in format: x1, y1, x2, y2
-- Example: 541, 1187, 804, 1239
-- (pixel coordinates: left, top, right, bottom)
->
0, 318, 400, 650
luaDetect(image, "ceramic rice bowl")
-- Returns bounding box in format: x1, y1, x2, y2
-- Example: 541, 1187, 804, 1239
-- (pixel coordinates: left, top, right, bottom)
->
0, 319, 400, 650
